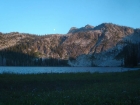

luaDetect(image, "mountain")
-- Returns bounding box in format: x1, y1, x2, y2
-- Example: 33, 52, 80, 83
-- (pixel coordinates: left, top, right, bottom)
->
0, 23, 140, 66
68, 24, 94, 33
67, 23, 140, 66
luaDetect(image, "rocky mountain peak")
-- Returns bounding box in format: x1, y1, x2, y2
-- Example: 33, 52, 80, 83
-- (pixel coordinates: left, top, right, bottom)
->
0, 23, 140, 67
93, 23, 114, 30
68, 24, 94, 34
68, 27, 78, 33
84, 24, 94, 29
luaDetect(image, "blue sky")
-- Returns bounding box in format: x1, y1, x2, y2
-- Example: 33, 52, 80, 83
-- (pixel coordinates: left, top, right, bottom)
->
0, 0, 140, 35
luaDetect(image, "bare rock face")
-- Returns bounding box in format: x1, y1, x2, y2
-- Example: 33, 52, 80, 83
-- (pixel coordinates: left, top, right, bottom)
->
65, 23, 135, 57
0, 23, 140, 66
68, 24, 94, 34
67, 23, 139, 66
84, 24, 94, 29
0, 32, 27, 50
68, 27, 78, 33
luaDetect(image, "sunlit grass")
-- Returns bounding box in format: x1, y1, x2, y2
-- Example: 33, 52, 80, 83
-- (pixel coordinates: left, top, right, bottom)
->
0, 70, 140, 105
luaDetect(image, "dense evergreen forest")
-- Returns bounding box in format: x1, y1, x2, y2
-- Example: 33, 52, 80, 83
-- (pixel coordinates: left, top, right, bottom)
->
123, 42, 140, 67
0, 46, 69, 66
0, 41, 139, 67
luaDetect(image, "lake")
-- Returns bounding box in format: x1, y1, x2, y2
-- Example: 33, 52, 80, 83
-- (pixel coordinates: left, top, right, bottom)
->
0, 67, 139, 74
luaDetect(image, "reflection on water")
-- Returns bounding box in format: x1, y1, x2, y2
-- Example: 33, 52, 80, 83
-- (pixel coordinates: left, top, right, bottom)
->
0, 67, 139, 74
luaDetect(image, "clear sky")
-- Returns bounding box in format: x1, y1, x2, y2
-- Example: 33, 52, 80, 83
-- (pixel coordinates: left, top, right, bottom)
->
0, 0, 140, 35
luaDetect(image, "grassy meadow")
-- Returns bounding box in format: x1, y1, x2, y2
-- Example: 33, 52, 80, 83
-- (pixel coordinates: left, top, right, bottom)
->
0, 70, 140, 105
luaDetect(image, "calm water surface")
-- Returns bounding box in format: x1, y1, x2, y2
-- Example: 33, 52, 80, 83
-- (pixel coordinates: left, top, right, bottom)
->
0, 67, 139, 74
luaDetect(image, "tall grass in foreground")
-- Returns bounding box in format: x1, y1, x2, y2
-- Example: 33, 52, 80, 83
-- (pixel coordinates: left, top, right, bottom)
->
0, 70, 140, 105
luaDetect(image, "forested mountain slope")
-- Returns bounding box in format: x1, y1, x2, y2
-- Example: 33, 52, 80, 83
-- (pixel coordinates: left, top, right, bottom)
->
0, 23, 140, 66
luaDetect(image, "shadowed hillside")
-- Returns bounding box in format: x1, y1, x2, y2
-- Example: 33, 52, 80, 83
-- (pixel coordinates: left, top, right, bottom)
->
0, 23, 140, 66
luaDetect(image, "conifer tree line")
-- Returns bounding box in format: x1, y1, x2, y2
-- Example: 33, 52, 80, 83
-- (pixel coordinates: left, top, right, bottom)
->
0, 47, 69, 66
0, 40, 140, 67
122, 42, 140, 67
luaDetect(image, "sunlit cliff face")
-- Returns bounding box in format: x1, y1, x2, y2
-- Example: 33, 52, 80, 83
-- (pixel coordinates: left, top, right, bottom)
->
0, 23, 139, 61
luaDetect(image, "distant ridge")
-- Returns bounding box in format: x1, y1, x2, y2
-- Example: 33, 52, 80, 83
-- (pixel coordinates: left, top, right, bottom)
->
0, 23, 140, 66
